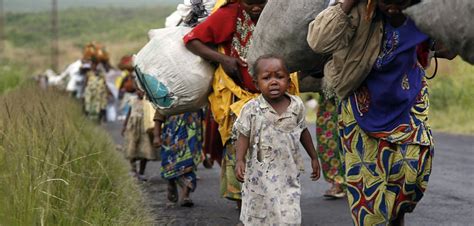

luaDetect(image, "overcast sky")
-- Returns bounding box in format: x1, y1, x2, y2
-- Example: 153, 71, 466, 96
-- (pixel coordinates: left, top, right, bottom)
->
4, 0, 181, 12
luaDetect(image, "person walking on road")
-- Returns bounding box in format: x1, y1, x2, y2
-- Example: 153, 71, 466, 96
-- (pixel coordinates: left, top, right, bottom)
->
307, 0, 456, 225
153, 110, 204, 207
122, 89, 157, 181
184, 0, 267, 208
234, 55, 320, 225
315, 95, 346, 199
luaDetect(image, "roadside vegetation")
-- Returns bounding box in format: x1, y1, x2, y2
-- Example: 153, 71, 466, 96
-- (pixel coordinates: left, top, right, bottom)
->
0, 63, 28, 94
428, 58, 474, 134
1, 5, 175, 224
3, 6, 173, 72
0, 83, 154, 225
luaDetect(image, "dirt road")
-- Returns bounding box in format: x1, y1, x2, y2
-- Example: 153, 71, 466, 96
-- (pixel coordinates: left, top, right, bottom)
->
105, 122, 474, 225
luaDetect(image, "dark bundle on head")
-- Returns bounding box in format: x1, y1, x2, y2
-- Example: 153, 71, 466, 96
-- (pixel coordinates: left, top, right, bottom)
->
251, 54, 289, 79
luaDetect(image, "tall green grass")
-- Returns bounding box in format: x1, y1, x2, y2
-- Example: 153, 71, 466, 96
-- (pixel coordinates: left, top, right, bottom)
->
428, 58, 474, 134
0, 63, 29, 94
0, 84, 154, 225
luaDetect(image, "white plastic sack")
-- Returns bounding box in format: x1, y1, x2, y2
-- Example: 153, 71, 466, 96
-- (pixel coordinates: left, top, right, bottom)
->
164, 0, 216, 28
133, 26, 214, 116
405, 0, 474, 64
165, 11, 183, 28
247, 0, 330, 73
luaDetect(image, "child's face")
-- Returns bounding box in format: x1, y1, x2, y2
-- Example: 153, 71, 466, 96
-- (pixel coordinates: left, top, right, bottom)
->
377, 0, 412, 17
255, 58, 290, 102
241, 0, 267, 21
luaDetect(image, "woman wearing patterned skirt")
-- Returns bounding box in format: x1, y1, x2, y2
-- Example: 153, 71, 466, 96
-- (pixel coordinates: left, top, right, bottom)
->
153, 111, 203, 207
315, 95, 345, 199
307, 0, 456, 224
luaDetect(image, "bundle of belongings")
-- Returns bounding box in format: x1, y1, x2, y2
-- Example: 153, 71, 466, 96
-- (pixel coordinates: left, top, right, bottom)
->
133, 0, 216, 116
405, 0, 474, 64
83, 42, 110, 64
247, 0, 330, 73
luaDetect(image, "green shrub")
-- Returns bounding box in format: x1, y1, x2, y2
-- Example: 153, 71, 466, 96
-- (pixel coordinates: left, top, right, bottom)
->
428, 58, 474, 134
0, 84, 154, 225
0, 64, 29, 94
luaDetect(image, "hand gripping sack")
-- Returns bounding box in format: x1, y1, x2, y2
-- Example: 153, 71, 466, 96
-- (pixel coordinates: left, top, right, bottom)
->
133, 26, 214, 116
405, 0, 474, 64
247, 0, 330, 73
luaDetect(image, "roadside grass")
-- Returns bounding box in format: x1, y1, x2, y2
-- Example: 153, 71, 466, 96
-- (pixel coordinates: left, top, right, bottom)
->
428, 58, 474, 134
0, 63, 30, 94
0, 84, 154, 225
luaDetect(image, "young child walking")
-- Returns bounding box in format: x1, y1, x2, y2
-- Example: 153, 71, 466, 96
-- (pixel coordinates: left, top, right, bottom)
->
234, 54, 321, 225
121, 89, 156, 181
153, 110, 203, 207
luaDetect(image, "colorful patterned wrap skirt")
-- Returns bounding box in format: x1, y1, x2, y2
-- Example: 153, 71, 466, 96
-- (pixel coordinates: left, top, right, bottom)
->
338, 83, 433, 225
220, 142, 242, 200
160, 111, 203, 191
316, 95, 345, 185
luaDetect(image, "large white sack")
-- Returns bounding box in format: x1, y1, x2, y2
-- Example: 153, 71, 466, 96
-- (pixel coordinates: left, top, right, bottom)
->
247, 0, 330, 73
133, 26, 214, 116
165, 11, 183, 28
405, 0, 474, 64
164, 0, 217, 28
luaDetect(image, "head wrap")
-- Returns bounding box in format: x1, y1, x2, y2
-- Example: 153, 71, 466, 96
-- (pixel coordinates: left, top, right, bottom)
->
82, 42, 109, 63
118, 55, 134, 71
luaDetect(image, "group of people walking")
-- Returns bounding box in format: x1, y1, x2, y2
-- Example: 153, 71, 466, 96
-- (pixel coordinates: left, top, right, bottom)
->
50, 0, 457, 225
181, 0, 455, 225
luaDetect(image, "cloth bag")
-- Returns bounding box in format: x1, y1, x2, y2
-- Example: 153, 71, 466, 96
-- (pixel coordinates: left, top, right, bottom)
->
133, 26, 214, 116
405, 0, 474, 64
247, 0, 330, 73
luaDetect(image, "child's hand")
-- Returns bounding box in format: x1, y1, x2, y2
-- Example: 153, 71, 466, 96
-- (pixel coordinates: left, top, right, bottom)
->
310, 158, 321, 181
235, 160, 246, 183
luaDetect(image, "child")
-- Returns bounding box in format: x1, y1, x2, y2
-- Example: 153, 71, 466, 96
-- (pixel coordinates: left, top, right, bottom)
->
153, 110, 203, 207
307, 0, 456, 225
234, 54, 320, 225
121, 89, 156, 181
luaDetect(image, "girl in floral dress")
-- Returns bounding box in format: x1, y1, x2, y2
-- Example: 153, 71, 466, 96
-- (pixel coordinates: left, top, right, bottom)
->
234, 55, 320, 225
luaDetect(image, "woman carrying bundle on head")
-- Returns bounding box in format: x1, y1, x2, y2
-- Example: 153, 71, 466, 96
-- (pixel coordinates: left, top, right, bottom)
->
184, 0, 300, 209
307, 0, 456, 225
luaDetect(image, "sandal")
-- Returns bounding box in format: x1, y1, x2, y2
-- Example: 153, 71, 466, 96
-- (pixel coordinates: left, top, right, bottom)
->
180, 198, 194, 207
137, 174, 148, 182
324, 186, 346, 199
203, 157, 213, 169
167, 181, 178, 203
